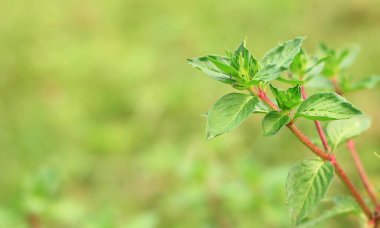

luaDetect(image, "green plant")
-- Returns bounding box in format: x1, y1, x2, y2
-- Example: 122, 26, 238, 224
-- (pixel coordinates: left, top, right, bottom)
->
188, 37, 380, 227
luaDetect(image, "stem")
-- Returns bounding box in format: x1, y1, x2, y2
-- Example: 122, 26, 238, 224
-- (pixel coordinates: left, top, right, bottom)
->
347, 140, 378, 205
300, 86, 331, 152
254, 87, 279, 111
332, 160, 374, 220
248, 86, 373, 219
331, 77, 343, 95
287, 122, 331, 161
330, 77, 378, 209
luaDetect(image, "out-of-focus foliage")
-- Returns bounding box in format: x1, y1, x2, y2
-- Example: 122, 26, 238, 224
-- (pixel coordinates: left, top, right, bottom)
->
0, 0, 379, 227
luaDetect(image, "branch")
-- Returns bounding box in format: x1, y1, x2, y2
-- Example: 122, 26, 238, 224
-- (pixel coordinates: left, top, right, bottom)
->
248, 86, 373, 219
330, 77, 378, 207
347, 140, 378, 205
300, 86, 331, 152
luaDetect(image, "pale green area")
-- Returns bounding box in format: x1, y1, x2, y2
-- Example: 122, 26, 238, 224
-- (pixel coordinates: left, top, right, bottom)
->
0, 0, 379, 227
286, 159, 334, 225
327, 116, 371, 151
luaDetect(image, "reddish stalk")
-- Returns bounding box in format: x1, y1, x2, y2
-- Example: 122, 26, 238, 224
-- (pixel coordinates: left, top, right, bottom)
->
330, 77, 378, 208
287, 122, 331, 161
331, 77, 343, 95
347, 139, 378, 205
256, 88, 279, 111
300, 86, 331, 152
248, 86, 373, 220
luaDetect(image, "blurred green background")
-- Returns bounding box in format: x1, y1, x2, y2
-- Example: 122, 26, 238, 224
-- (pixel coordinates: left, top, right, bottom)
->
0, 0, 379, 227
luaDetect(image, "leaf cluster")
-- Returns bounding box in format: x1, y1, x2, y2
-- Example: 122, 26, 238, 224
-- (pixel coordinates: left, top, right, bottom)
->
188, 37, 378, 226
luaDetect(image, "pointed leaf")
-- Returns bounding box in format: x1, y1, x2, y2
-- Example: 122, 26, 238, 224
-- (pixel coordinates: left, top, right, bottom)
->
252, 100, 272, 114
342, 75, 380, 92
326, 116, 371, 150
298, 196, 359, 228
262, 111, 290, 136
338, 46, 359, 70
188, 56, 236, 84
295, 92, 363, 121
286, 159, 334, 225
261, 37, 305, 68
290, 49, 307, 74
207, 93, 259, 139
254, 64, 287, 81
230, 40, 259, 80
207, 55, 240, 79
255, 37, 305, 82
270, 84, 302, 110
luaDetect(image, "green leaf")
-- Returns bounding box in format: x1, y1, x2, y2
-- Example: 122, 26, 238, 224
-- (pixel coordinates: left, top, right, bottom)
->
207, 55, 240, 79
229, 40, 259, 80
261, 37, 305, 68
270, 84, 302, 110
338, 45, 359, 70
206, 93, 259, 139
255, 37, 305, 82
319, 44, 359, 77
342, 75, 380, 92
290, 49, 307, 74
277, 76, 304, 86
286, 159, 334, 225
298, 196, 359, 228
295, 92, 363, 121
254, 64, 287, 82
326, 116, 371, 150
188, 56, 236, 84
252, 100, 272, 114
304, 75, 334, 90
262, 111, 290, 136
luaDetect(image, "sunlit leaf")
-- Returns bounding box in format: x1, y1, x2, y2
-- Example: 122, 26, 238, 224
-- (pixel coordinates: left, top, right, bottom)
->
326, 116, 371, 150
188, 56, 236, 84
286, 159, 334, 225
207, 93, 259, 139
262, 111, 290, 136
299, 196, 359, 228
270, 84, 302, 110
295, 92, 362, 120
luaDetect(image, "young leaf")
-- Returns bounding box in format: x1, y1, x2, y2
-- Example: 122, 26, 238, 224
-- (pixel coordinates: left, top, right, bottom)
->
230, 40, 259, 80
338, 46, 360, 70
326, 116, 371, 150
188, 56, 236, 84
206, 93, 259, 139
286, 159, 334, 225
298, 196, 359, 228
252, 100, 272, 114
341, 75, 380, 92
262, 111, 291, 136
255, 37, 305, 82
207, 55, 240, 79
270, 85, 302, 110
304, 75, 334, 90
319, 44, 359, 77
254, 64, 287, 82
295, 92, 362, 121
261, 37, 305, 68
289, 49, 307, 74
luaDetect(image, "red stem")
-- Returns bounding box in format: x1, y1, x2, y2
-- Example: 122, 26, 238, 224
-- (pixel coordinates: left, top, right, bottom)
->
330, 77, 378, 222
347, 140, 378, 205
248, 87, 373, 219
287, 122, 331, 161
257, 88, 279, 111
332, 158, 374, 220
301, 86, 331, 152
331, 77, 343, 95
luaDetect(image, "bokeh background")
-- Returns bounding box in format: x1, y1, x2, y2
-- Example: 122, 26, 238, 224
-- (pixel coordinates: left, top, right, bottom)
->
0, 0, 379, 227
